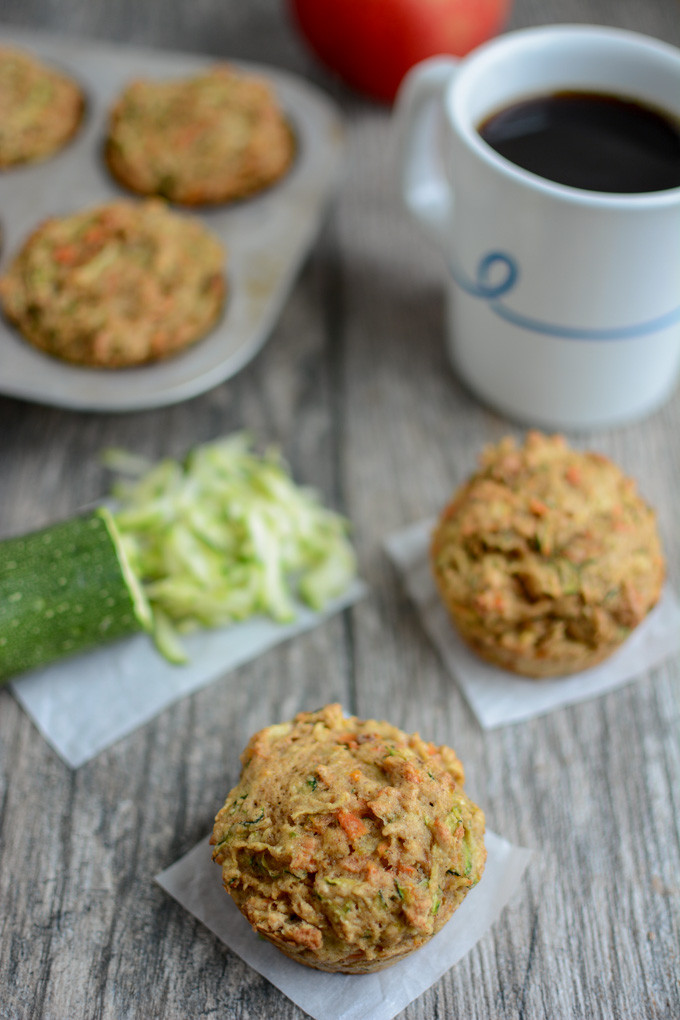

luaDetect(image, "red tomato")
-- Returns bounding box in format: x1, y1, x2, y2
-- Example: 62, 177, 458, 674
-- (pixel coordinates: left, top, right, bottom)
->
288, 0, 512, 103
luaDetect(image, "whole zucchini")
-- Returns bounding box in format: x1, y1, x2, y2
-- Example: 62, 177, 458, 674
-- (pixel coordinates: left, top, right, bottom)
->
0, 507, 152, 682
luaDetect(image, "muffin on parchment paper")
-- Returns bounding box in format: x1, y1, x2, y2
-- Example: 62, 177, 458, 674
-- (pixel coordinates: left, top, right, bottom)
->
0, 199, 226, 368
210, 704, 486, 973
430, 432, 665, 679
105, 65, 295, 205
0, 46, 84, 168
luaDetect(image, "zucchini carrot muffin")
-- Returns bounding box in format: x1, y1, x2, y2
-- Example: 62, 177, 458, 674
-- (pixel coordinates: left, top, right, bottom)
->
211, 704, 486, 974
0, 199, 226, 367
431, 432, 665, 679
105, 65, 295, 205
0, 46, 84, 167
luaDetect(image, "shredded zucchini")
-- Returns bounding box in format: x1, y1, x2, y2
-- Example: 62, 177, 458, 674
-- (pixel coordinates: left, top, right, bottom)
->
104, 433, 357, 661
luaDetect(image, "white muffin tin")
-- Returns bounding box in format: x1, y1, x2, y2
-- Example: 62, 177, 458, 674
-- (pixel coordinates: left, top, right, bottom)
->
0, 25, 344, 411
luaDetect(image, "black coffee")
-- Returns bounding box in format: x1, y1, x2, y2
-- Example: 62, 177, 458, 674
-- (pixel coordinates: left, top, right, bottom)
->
478, 91, 680, 193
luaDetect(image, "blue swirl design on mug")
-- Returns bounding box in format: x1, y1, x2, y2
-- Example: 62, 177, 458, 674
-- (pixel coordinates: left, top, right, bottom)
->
450, 251, 680, 340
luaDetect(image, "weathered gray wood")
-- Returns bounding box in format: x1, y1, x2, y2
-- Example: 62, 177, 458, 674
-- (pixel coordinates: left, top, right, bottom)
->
1, 1, 679, 1018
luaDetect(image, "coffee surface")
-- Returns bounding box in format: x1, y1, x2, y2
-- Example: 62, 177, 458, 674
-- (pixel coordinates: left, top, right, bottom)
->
478, 91, 680, 193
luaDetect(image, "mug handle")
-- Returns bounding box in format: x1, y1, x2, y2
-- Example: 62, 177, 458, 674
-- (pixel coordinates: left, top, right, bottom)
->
393, 56, 460, 252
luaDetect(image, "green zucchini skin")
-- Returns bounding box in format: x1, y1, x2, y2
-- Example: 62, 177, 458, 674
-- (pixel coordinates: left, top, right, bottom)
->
0, 508, 151, 682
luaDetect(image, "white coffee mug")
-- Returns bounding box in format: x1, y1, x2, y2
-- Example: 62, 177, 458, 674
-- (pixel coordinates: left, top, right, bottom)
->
394, 25, 680, 430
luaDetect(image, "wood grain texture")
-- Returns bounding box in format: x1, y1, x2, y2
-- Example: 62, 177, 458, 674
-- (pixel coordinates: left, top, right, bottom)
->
1, 1, 679, 1018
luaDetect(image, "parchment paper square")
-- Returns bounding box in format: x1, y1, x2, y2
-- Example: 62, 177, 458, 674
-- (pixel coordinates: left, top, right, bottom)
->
156, 829, 531, 1020
11, 581, 366, 768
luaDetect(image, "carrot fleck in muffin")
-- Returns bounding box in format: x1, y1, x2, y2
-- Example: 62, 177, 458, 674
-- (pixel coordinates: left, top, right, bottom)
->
0, 46, 84, 168
210, 704, 486, 973
105, 65, 295, 205
430, 431, 665, 678
0, 199, 226, 368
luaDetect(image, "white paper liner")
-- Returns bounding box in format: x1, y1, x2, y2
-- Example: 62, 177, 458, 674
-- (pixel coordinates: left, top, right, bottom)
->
156, 829, 531, 1020
10, 581, 366, 768
384, 519, 680, 729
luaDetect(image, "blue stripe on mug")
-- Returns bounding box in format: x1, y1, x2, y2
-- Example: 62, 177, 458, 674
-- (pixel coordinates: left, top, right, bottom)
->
450, 252, 680, 340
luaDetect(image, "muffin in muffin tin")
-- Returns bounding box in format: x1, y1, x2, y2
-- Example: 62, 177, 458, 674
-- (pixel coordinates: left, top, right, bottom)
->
105, 65, 295, 205
0, 46, 84, 168
0, 199, 226, 367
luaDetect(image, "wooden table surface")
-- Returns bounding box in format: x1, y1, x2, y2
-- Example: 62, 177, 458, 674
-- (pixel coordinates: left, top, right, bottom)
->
1, 1, 679, 1018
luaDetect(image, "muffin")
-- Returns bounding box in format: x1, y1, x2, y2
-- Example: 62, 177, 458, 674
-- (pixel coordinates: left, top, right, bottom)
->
105, 65, 295, 205
0, 46, 84, 167
0, 199, 226, 367
210, 704, 486, 973
430, 431, 665, 678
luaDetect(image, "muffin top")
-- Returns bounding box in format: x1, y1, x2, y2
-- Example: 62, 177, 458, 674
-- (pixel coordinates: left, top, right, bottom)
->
430, 432, 665, 677
0, 199, 226, 367
0, 46, 84, 167
211, 704, 486, 973
105, 65, 295, 205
